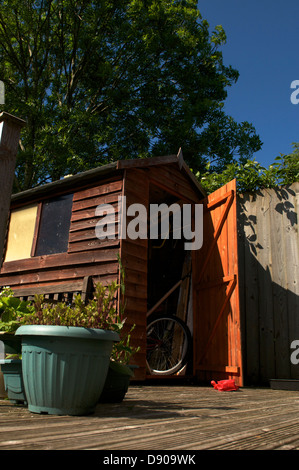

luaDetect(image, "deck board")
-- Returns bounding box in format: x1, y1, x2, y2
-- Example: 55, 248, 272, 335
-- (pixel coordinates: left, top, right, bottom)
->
1, 384, 299, 451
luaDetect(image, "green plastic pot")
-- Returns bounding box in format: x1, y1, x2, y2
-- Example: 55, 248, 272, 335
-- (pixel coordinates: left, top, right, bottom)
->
16, 325, 119, 416
0, 333, 22, 355
99, 361, 136, 403
0, 359, 27, 404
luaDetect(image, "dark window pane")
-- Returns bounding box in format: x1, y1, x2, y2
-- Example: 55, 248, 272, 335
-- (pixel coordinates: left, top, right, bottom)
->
35, 194, 73, 256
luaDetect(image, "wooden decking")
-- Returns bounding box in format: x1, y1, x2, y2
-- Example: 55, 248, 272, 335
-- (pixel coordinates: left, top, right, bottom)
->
1, 383, 299, 451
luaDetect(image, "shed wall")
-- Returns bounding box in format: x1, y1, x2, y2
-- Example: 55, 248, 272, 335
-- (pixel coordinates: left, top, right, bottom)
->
120, 168, 149, 378
0, 175, 122, 290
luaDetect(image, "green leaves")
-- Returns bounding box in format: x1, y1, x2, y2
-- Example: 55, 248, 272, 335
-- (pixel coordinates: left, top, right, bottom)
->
24, 280, 124, 331
210, 25, 227, 46
0, 288, 34, 333
111, 324, 140, 365
0, 268, 139, 363
196, 144, 299, 194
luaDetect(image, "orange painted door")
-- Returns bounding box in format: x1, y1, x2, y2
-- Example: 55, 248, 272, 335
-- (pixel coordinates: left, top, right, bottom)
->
192, 179, 243, 386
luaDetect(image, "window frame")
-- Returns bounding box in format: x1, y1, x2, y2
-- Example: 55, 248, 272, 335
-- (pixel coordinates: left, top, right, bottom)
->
4, 192, 74, 262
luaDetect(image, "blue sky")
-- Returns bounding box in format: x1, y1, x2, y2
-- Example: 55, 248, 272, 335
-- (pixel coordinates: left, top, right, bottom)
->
199, 0, 299, 168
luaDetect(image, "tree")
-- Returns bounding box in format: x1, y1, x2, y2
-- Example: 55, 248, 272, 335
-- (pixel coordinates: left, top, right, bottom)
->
196, 144, 299, 194
0, 0, 262, 192
277, 143, 299, 185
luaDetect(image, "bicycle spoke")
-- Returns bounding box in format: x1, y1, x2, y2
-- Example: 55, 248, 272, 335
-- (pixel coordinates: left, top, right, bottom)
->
146, 315, 191, 375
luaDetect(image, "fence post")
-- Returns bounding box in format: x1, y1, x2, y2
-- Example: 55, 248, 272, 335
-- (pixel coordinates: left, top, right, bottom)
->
0, 112, 26, 268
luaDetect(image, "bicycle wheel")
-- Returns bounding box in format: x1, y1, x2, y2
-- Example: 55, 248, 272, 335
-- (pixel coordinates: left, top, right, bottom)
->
146, 314, 192, 375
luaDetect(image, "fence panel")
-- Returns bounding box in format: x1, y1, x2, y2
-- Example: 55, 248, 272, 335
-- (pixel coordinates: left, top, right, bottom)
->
237, 182, 299, 384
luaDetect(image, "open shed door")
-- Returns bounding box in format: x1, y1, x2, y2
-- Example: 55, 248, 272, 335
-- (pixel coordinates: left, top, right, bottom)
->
192, 179, 243, 386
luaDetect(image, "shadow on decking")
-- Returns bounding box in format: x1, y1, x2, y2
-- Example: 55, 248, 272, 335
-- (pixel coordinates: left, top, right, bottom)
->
93, 392, 239, 420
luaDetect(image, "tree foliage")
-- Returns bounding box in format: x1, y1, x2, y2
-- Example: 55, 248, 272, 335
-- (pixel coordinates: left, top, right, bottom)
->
196, 144, 299, 194
0, 0, 262, 191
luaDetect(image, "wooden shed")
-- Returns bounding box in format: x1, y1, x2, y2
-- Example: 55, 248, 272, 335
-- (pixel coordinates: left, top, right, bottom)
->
0, 152, 243, 385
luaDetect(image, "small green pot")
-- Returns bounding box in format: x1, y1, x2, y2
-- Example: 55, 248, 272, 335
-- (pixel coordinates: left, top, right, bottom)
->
16, 325, 119, 416
99, 361, 136, 403
1, 359, 27, 405
0, 333, 22, 355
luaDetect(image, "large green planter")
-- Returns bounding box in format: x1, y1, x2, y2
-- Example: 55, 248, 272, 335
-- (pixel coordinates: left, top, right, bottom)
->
99, 361, 136, 403
0, 359, 27, 404
16, 325, 119, 416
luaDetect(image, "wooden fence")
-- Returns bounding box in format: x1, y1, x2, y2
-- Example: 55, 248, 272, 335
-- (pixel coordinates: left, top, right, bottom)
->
237, 182, 299, 385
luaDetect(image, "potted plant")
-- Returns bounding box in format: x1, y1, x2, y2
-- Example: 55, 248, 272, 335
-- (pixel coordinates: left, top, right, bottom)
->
0, 287, 32, 404
15, 281, 122, 416
99, 325, 140, 403
0, 287, 33, 354
0, 358, 27, 405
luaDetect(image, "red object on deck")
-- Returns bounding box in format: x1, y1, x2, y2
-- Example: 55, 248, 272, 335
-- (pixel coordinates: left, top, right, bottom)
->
211, 380, 239, 391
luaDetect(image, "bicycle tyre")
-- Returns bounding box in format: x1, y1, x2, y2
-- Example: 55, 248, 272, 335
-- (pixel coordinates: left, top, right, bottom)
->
146, 314, 192, 375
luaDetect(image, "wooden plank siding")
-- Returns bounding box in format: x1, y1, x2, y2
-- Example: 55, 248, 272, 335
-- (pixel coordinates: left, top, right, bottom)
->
192, 180, 243, 386
237, 182, 299, 385
120, 169, 150, 379
0, 176, 122, 292
148, 164, 202, 204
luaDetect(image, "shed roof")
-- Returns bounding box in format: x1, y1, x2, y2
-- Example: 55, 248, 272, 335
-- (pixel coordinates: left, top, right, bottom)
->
11, 150, 206, 204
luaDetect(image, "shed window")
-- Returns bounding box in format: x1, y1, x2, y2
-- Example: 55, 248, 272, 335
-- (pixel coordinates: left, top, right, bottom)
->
4, 194, 73, 262
4, 204, 39, 262
35, 194, 73, 256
